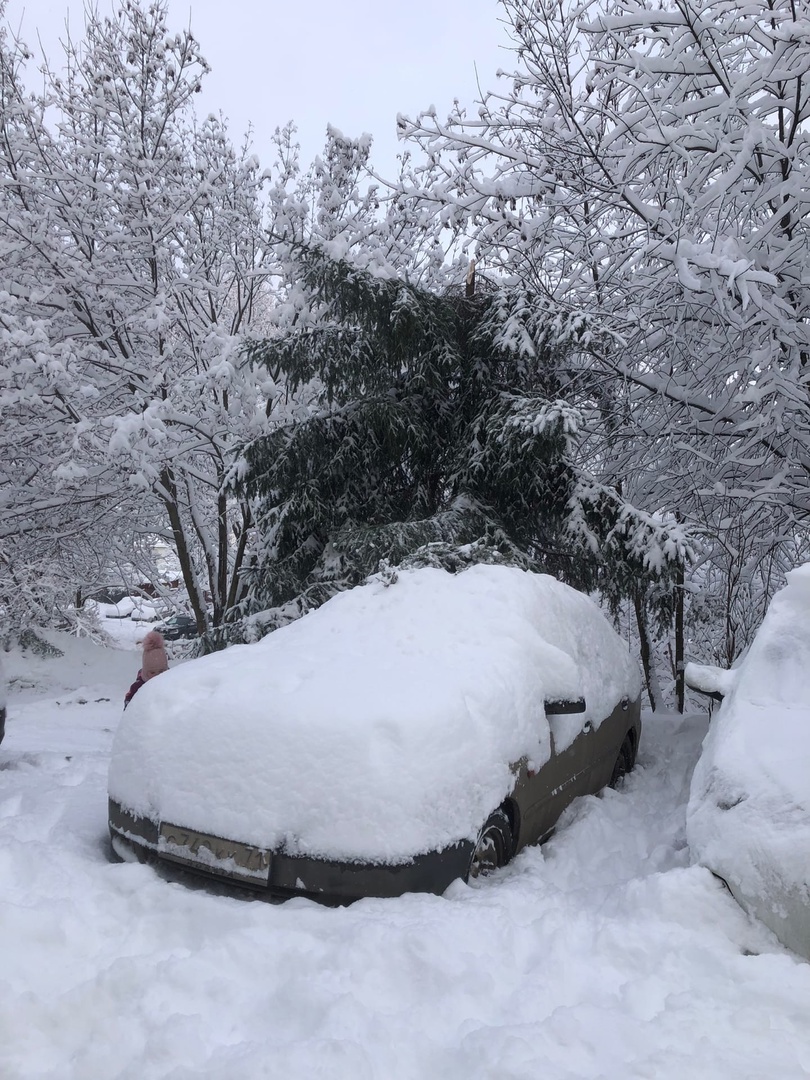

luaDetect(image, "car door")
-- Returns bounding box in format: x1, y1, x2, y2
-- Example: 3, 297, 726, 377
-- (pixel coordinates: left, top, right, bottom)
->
512, 699, 596, 849
586, 695, 637, 791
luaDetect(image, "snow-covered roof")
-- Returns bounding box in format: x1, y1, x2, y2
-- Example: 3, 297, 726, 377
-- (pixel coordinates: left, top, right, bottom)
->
109, 565, 640, 861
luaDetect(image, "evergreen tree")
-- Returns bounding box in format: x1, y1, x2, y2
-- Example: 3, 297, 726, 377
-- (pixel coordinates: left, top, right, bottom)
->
236, 246, 689, 631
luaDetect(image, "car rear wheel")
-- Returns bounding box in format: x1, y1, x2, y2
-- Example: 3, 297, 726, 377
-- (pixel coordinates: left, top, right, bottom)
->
609, 735, 635, 789
467, 809, 513, 880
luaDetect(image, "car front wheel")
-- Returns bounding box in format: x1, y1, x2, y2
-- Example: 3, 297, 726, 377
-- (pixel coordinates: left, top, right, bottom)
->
609, 735, 635, 789
467, 809, 513, 880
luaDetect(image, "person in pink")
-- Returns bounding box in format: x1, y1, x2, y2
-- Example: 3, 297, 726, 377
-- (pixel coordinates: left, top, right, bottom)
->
124, 630, 169, 708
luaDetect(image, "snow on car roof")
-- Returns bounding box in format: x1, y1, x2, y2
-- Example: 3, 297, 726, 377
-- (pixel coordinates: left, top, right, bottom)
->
109, 565, 640, 862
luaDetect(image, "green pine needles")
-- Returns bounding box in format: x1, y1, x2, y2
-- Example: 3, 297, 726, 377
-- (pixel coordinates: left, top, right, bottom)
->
235, 247, 688, 630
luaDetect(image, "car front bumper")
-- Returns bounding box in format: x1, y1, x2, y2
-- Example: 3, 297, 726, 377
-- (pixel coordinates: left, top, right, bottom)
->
108, 799, 474, 903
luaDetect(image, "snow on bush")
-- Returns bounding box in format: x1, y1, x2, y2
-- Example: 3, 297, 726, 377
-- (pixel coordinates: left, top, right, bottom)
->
109, 565, 640, 862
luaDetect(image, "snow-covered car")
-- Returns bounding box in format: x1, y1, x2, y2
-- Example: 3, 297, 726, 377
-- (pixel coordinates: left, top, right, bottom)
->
686, 565, 810, 960
153, 613, 198, 641
108, 565, 642, 901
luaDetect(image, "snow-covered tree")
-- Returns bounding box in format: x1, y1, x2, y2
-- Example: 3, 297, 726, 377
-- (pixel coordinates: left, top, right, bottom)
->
237, 243, 689, 633
398, 0, 810, 667
0, 2, 275, 637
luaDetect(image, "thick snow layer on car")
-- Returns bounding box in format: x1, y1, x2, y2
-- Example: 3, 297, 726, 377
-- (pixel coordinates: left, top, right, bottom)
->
109, 565, 641, 862
687, 564, 810, 958
85, 596, 140, 620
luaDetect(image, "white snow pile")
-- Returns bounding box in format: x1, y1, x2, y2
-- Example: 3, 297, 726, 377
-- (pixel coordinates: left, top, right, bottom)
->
109, 565, 640, 862
687, 563, 810, 958
3, 627, 810, 1078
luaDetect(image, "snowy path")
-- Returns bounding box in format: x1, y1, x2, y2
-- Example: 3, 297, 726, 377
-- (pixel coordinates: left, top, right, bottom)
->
1, 641, 809, 1079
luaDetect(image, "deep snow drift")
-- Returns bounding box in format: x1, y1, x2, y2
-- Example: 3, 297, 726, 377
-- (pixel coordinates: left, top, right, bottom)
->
1, 628, 809, 1079
687, 564, 810, 958
109, 566, 641, 861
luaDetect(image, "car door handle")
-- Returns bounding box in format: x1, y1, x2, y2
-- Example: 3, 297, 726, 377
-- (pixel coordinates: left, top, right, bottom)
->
582, 720, 593, 734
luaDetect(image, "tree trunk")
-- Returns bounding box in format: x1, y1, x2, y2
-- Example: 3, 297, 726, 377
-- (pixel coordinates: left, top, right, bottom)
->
633, 590, 661, 711
675, 560, 685, 713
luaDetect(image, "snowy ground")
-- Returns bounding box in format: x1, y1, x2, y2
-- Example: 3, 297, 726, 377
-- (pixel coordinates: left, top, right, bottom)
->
1, 633, 809, 1080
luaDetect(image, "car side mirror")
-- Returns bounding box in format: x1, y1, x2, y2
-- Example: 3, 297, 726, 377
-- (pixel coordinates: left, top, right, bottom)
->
545, 698, 586, 715
684, 662, 736, 702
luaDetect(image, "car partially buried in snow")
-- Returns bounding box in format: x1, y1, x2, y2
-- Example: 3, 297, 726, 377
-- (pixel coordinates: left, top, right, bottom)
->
686, 565, 810, 960
108, 565, 642, 901
153, 613, 198, 641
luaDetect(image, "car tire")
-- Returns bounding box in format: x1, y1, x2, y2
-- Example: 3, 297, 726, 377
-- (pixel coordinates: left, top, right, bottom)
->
609, 735, 635, 789
467, 808, 513, 880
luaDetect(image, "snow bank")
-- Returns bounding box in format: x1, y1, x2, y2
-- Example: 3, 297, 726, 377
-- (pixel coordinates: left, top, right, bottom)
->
2, 629, 136, 704
109, 566, 640, 861
687, 564, 810, 957
5, 641, 810, 1079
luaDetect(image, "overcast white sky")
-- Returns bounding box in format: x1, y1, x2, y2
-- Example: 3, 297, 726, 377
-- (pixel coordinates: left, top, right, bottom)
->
5, 0, 514, 175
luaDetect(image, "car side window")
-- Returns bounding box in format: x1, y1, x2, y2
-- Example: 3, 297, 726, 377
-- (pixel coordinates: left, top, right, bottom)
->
547, 701, 589, 757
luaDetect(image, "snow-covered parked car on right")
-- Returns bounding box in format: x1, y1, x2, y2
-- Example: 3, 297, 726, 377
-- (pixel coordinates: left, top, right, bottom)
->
686, 565, 810, 960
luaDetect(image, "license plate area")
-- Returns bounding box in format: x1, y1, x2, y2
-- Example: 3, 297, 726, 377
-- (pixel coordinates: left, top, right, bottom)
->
158, 822, 271, 886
